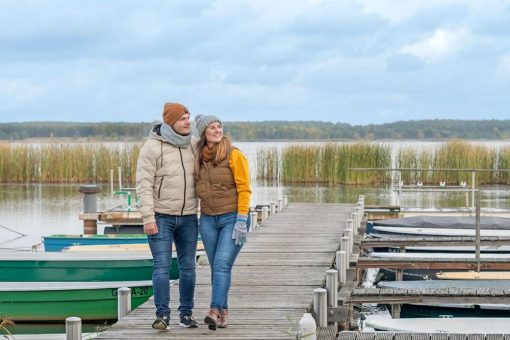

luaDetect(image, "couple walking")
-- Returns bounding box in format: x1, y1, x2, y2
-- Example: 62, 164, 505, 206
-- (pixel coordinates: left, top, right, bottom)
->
135, 102, 251, 331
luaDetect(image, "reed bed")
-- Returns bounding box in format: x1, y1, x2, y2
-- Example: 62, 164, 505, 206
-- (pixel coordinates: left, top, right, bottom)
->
0, 143, 140, 184
256, 146, 280, 183
257, 140, 510, 185
396, 140, 502, 185
258, 143, 392, 184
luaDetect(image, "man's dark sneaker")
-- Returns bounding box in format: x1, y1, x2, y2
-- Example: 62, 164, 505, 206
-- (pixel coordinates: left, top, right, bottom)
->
179, 314, 199, 328
152, 315, 170, 330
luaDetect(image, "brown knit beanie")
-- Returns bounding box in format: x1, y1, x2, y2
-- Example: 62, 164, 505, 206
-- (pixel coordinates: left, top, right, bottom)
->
162, 103, 190, 127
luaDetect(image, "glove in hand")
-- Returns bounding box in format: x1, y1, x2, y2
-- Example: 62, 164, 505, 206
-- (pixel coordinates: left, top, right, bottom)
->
232, 214, 248, 246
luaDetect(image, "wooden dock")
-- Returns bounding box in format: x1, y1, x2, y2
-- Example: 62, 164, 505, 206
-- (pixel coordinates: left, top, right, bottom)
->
96, 203, 355, 339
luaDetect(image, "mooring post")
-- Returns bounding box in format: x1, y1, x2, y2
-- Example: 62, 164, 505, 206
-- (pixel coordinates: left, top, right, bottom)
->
250, 211, 258, 231
262, 206, 269, 221
341, 236, 350, 268
118, 287, 131, 320
355, 207, 361, 230
79, 184, 101, 235
346, 219, 354, 238
118, 166, 122, 191
283, 195, 288, 209
344, 228, 353, 257
65, 317, 82, 340
270, 202, 277, 215
476, 190, 481, 272
313, 288, 328, 327
110, 169, 114, 196
278, 198, 283, 212
326, 269, 338, 308
336, 250, 347, 284
351, 212, 357, 235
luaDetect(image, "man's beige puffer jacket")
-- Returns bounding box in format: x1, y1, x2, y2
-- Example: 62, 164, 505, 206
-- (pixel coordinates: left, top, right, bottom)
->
136, 126, 198, 224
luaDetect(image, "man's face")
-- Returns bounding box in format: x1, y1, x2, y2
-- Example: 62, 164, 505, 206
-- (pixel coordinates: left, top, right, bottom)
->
172, 113, 191, 135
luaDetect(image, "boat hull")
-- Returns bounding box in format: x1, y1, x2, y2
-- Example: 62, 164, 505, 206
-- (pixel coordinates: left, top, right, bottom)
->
43, 234, 148, 252
0, 253, 180, 281
0, 281, 153, 321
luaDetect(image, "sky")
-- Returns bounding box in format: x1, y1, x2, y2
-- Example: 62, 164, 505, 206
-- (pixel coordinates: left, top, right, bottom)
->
1, 0, 510, 124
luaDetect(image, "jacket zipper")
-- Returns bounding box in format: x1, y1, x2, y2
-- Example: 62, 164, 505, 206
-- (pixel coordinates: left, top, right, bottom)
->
157, 177, 164, 199
179, 148, 186, 216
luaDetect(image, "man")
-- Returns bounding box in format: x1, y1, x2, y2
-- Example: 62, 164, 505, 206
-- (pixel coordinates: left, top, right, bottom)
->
136, 102, 199, 330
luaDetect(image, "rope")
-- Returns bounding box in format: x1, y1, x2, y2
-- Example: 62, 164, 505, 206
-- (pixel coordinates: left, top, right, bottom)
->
0, 224, 26, 237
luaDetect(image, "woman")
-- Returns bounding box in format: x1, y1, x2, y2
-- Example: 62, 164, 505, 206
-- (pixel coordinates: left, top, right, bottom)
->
194, 114, 252, 330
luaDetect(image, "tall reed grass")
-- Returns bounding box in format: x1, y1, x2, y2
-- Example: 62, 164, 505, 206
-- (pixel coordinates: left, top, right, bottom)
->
258, 143, 392, 184
258, 140, 510, 185
396, 140, 501, 185
0, 143, 140, 184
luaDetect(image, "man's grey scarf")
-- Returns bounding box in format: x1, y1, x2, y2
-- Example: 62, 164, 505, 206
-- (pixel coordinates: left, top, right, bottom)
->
160, 123, 191, 148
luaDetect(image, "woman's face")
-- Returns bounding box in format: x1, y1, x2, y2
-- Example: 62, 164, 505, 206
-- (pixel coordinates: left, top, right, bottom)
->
205, 121, 223, 144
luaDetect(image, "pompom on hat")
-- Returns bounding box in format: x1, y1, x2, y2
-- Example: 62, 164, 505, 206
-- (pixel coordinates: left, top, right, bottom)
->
162, 103, 190, 127
195, 114, 222, 136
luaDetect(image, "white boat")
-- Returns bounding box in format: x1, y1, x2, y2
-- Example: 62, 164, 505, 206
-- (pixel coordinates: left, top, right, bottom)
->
437, 271, 510, 280
369, 251, 510, 259
371, 226, 510, 237
378, 280, 510, 312
365, 317, 510, 333
368, 215, 510, 237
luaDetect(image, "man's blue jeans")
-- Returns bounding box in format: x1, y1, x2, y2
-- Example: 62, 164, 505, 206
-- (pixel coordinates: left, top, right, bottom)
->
199, 212, 249, 310
147, 212, 198, 318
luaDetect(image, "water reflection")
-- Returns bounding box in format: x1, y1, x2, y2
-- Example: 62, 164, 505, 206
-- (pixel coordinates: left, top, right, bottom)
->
0, 182, 509, 249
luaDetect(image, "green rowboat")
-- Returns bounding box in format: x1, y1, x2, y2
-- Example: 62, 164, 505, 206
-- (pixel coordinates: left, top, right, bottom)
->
0, 252, 180, 281
0, 281, 153, 321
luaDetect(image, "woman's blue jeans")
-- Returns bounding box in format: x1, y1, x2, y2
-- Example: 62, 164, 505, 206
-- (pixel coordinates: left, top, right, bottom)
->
148, 212, 198, 318
199, 212, 249, 310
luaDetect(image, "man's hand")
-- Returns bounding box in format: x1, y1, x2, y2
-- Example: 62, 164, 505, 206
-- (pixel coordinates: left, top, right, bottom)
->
144, 222, 158, 235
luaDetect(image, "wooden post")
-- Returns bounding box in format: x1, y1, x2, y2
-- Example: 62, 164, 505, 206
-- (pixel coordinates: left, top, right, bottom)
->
351, 212, 357, 234
472, 171, 476, 212
262, 206, 269, 221
118, 287, 131, 320
355, 207, 361, 230
390, 269, 403, 318
118, 166, 122, 191
270, 202, 277, 215
110, 169, 114, 196
341, 237, 350, 268
476, 190, 481, 272
278, 198, 283, 212
283, 195, 288, 209
79, 185, 101, 235
250, 211, 258, 231
65, 317, 82, 340
344, 228, 353, 257
336, 251, 346, 284
326, 269, 338, 308
346, 219, 354, 238
313, 288, 327, 327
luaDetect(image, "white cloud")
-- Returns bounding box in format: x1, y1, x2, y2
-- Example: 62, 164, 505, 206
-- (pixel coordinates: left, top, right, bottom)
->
357, 0, 466, 24
401, 28, 474, 62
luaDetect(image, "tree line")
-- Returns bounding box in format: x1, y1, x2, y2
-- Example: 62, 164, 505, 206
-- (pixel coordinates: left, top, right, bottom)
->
1, 120, 510, 141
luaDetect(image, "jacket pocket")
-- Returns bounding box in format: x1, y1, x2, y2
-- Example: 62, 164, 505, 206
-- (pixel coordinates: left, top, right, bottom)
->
153, 177, 164, 199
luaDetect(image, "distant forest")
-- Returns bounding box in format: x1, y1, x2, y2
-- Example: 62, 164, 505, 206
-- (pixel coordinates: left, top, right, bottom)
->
1, 120, 510, 141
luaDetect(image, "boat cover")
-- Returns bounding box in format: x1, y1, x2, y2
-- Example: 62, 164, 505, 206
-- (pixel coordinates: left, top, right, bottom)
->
373, 216, 510, 230
378, 279, 510, 289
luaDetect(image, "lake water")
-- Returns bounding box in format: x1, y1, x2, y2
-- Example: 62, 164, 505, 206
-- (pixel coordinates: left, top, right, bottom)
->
1, 181, 509, 250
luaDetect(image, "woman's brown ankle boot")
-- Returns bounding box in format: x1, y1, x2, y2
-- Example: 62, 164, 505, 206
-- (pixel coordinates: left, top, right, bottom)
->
204, 308, 220, 330
218, 309, 228, 328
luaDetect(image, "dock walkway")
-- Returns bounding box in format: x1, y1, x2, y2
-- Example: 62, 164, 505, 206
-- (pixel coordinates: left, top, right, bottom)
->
96, 203, 354, 339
